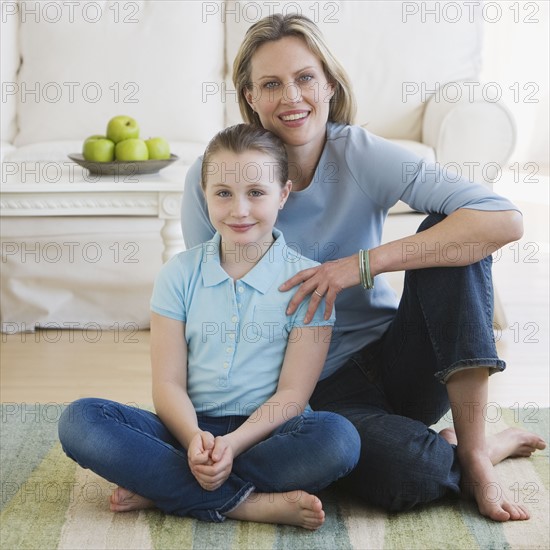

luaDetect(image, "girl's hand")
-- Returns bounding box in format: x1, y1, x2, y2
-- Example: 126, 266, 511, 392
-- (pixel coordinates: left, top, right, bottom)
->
188, 431, 214, 485
278, 255, 360, 323
188, 432, 234, 491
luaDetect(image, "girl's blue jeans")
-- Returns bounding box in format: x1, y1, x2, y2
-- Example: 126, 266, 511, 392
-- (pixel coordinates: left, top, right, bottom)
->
58, 400, 360, 522
310, 213, 506, 511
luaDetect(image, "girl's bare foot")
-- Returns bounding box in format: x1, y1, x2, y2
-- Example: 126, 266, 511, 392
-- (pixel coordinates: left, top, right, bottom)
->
109, 487, 155, 513
226, 490, 325, 530
439, 427, 458, 446
439, 427, 546, 465
459, 449, 529, 522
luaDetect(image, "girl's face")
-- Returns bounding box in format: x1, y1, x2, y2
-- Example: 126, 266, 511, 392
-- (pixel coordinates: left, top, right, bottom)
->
204, 149, 291, 254
245, 36, 334, 151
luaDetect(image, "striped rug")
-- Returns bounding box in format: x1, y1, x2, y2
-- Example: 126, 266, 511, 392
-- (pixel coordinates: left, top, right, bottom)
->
1, 404, 548, 549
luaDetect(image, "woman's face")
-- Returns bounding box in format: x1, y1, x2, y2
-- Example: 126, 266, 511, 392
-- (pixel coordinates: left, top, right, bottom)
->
245, 36, 334, 151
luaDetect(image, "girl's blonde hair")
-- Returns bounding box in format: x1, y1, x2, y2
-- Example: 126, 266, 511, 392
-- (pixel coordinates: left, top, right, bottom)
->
201, 124, 288, 189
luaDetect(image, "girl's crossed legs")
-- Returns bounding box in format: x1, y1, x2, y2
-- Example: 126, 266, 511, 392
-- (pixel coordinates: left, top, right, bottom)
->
58, 399, 359, 529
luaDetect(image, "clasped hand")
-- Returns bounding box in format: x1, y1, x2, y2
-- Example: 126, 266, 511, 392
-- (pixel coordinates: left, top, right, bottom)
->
188, 431, 234, 491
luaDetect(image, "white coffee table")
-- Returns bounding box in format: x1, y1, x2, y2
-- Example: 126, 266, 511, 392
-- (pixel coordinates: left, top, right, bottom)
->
1, 161, 187, 262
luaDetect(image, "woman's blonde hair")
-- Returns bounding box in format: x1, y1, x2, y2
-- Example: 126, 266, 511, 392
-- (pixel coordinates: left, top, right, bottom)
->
232, 14, 356, 126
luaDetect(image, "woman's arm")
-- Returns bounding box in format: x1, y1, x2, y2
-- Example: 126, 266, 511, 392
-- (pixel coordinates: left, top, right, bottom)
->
370, 208, 523, 276
281, 208, 523, 323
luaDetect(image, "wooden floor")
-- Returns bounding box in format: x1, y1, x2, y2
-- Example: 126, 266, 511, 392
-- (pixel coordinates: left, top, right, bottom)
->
1, 173, 548, 409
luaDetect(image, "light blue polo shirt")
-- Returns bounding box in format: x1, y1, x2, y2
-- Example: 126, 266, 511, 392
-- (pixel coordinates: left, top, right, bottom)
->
150, 228, 335, 417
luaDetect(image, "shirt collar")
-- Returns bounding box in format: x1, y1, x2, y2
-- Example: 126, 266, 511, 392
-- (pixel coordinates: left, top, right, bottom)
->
200, 229, 288, 294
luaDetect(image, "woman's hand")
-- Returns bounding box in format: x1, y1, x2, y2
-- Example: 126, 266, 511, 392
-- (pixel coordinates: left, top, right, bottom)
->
279, 254, 360, 323
188, 432, 234, 491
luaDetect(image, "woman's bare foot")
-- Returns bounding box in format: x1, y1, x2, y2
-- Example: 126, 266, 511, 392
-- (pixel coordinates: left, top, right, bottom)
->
439, 427, 546, 465
225, 490, 325, 530
459, 449, 529, 522
440, 427, 546, 521
109, 487, 155, 513
486, 428, 546, 464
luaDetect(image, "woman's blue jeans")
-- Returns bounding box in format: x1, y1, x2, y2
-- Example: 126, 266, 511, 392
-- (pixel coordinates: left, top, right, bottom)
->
310, 213, 506, 512
58, 400, 360, 522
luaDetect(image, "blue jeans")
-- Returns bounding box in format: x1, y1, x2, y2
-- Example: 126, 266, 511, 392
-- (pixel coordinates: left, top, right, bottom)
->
310, 214, 506, 512
58, 399, 360, 522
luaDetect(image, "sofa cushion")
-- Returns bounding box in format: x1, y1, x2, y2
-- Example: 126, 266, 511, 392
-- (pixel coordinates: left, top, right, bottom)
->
1, 142, 16, 163
15, 0, 225, 147
1, 0, 19, 143
225, 0, 482, 141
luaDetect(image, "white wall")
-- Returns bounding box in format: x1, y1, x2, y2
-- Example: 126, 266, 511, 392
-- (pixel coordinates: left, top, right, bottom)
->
480, 0, 549, 172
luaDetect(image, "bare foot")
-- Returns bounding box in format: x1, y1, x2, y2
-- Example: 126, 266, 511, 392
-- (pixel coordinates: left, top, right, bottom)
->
109, 487, 155, 513
459, 449, 529, 522
439, 427, 546, 465
225, 490, 325, 530
439, 427, 458, 446
487, 428, 546, 464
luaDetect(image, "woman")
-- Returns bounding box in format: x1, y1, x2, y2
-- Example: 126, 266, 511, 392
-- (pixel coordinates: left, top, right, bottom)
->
181, 14, 546, 522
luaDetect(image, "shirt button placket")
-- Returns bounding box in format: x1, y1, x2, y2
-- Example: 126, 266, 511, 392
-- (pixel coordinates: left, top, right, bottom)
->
222, 288, 241, 386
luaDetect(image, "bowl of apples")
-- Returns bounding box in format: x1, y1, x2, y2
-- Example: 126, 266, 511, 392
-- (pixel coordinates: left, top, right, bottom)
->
69, 115, 179, 176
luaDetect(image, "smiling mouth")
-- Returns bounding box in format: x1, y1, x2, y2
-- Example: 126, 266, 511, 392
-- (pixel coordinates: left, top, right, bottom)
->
280, 112, 309, 121
227, 224, 255, 231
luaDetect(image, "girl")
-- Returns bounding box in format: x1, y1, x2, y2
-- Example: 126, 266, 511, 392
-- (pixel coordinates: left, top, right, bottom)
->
58, 124, 360, 530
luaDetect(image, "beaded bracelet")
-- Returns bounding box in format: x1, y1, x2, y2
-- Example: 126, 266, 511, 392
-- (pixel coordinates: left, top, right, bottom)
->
358, 249, 374, 290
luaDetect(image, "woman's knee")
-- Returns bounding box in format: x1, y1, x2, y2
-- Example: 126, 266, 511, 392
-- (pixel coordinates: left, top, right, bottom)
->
312, 411, 361, 472
416, 213, 446, 233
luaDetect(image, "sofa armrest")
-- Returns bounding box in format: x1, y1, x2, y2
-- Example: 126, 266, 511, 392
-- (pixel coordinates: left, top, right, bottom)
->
422, 82, 517, 187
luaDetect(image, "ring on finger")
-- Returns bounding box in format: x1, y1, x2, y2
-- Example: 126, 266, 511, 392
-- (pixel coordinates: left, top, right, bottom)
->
314, 290, 324, 298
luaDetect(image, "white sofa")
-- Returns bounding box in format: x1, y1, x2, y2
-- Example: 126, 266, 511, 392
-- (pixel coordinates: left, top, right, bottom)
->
0, 0, 516, 332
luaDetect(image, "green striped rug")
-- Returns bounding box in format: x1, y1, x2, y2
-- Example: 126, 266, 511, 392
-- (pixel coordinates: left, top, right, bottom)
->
1, 404, 548, 549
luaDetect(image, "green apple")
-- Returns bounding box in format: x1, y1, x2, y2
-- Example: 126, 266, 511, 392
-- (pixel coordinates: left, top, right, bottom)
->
145, 137, 171, 160
106, 115, 140, 144
115, 138, 149, 161
82, 135, 115, 162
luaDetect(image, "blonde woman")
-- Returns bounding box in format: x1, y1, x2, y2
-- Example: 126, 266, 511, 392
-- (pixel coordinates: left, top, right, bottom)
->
182, 14, 546, 522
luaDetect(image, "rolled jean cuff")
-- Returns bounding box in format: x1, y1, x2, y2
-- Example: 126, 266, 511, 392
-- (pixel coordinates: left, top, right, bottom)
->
435, 358, 506, 384
207, 482, 256, 523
